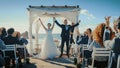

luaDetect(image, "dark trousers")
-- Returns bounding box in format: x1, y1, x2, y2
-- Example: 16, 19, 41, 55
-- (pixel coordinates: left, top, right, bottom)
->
111, 53, 119, 68
70, 35, 75, 44
60, 37, 69, 56
4, 51, 22, 68
88, 58, 108, 68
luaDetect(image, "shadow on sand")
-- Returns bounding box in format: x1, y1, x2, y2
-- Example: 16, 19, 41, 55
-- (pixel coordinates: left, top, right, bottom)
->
37, 57, 75, 68
23, 63, 37, 68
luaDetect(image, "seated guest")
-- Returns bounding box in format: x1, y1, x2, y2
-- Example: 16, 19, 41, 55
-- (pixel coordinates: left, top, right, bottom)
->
3, 28, 23, 45
76, 29, 92, 64
0, 27, 7, 40
12, 31, 28, 45
83, 28, 93, 59
2, 28, 23, 68
86, 28, 93, 45
108, 17, 120, 68
89, 16, 114, 51
12, 31, 30, 64
0, 39, 6, 50
0, 29, 6, 67
76, 31, 88, 45
76, 31, 89, 55
88, 16, 115, 68
0, 39, 6, 67
75, 30, 89, 65
12, 31, 29, 57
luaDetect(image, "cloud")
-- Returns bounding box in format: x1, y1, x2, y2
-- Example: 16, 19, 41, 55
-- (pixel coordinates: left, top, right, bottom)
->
80, 9, 95, 19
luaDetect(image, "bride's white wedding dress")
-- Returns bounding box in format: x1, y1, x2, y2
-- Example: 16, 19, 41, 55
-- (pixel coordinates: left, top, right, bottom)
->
37, 29, 60, 59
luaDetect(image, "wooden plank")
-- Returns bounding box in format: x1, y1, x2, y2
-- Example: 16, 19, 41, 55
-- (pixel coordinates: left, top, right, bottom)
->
29, 5, 79, 8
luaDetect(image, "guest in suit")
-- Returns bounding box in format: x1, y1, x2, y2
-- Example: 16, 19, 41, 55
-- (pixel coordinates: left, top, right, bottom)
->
109, 17, 120, 68
69, 22, 80, 56
53, 17, 80, 58
70, 22, 80, 45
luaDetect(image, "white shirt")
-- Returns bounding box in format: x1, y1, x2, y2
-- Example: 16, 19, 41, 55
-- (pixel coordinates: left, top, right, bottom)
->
103, 28, 110, 41
65, 25, 68, 30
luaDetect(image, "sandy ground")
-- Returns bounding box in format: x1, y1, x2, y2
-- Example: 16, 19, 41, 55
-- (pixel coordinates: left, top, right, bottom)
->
23, 56, 76, 68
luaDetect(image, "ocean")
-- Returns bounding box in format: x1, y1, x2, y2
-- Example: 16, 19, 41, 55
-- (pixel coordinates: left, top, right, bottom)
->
33, 34, 61, 44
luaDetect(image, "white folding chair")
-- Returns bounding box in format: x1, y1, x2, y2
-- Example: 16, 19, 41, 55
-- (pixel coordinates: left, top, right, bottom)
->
82, 44, 89, 58
2, 45, 19, 66
117, 55, 120, 68
16, 44, 27, 63
82, 44, 89, 66
90, 48, 111, 68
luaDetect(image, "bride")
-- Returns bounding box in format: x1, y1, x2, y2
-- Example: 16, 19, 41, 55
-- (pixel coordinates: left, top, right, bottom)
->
37, 18, 60, 59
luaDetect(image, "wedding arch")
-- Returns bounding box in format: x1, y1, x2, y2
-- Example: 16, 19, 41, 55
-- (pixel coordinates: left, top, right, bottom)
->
27, 5, 81, 55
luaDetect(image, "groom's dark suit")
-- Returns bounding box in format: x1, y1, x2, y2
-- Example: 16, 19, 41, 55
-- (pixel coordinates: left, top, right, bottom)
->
54, 20, 79, 57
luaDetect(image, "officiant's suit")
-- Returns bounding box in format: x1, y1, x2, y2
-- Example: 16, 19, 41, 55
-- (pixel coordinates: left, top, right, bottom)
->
54, 20, 79, 58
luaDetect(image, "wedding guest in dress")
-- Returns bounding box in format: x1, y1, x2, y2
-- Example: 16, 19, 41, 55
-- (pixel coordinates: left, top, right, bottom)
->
54, 17, 80, 58
88, 16, 115, 68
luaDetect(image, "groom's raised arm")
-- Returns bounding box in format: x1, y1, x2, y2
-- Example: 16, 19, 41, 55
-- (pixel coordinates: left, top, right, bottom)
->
53, 17, 62, 28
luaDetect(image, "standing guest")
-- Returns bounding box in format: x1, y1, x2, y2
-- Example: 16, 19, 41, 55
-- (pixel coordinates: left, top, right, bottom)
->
69, 22, 80, 56
103, 16, 115, 47
70, 30, 81, 56
54, 17, 80, 58
70, 22, 80, 45
108, 17, 120, 68
2, 28, 23, 68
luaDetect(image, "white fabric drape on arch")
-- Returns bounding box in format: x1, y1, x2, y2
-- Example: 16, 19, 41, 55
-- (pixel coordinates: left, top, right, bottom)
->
27, 6, 80, 55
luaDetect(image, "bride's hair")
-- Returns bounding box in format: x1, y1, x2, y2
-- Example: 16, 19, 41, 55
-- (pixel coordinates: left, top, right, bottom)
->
47, 23, 51, 26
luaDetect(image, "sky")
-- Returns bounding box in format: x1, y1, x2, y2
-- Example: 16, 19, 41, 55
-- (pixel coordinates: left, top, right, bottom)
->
0, 0, 120, 34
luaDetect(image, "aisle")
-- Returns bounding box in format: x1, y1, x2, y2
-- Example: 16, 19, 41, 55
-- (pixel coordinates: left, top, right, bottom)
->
23, 57, 76, 68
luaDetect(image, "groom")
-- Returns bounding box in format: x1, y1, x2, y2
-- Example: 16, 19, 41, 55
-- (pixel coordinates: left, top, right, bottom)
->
53, 17, 80, 58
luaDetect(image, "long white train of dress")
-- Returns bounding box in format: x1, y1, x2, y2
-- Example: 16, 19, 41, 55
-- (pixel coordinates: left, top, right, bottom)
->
36, 29, 60, 59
